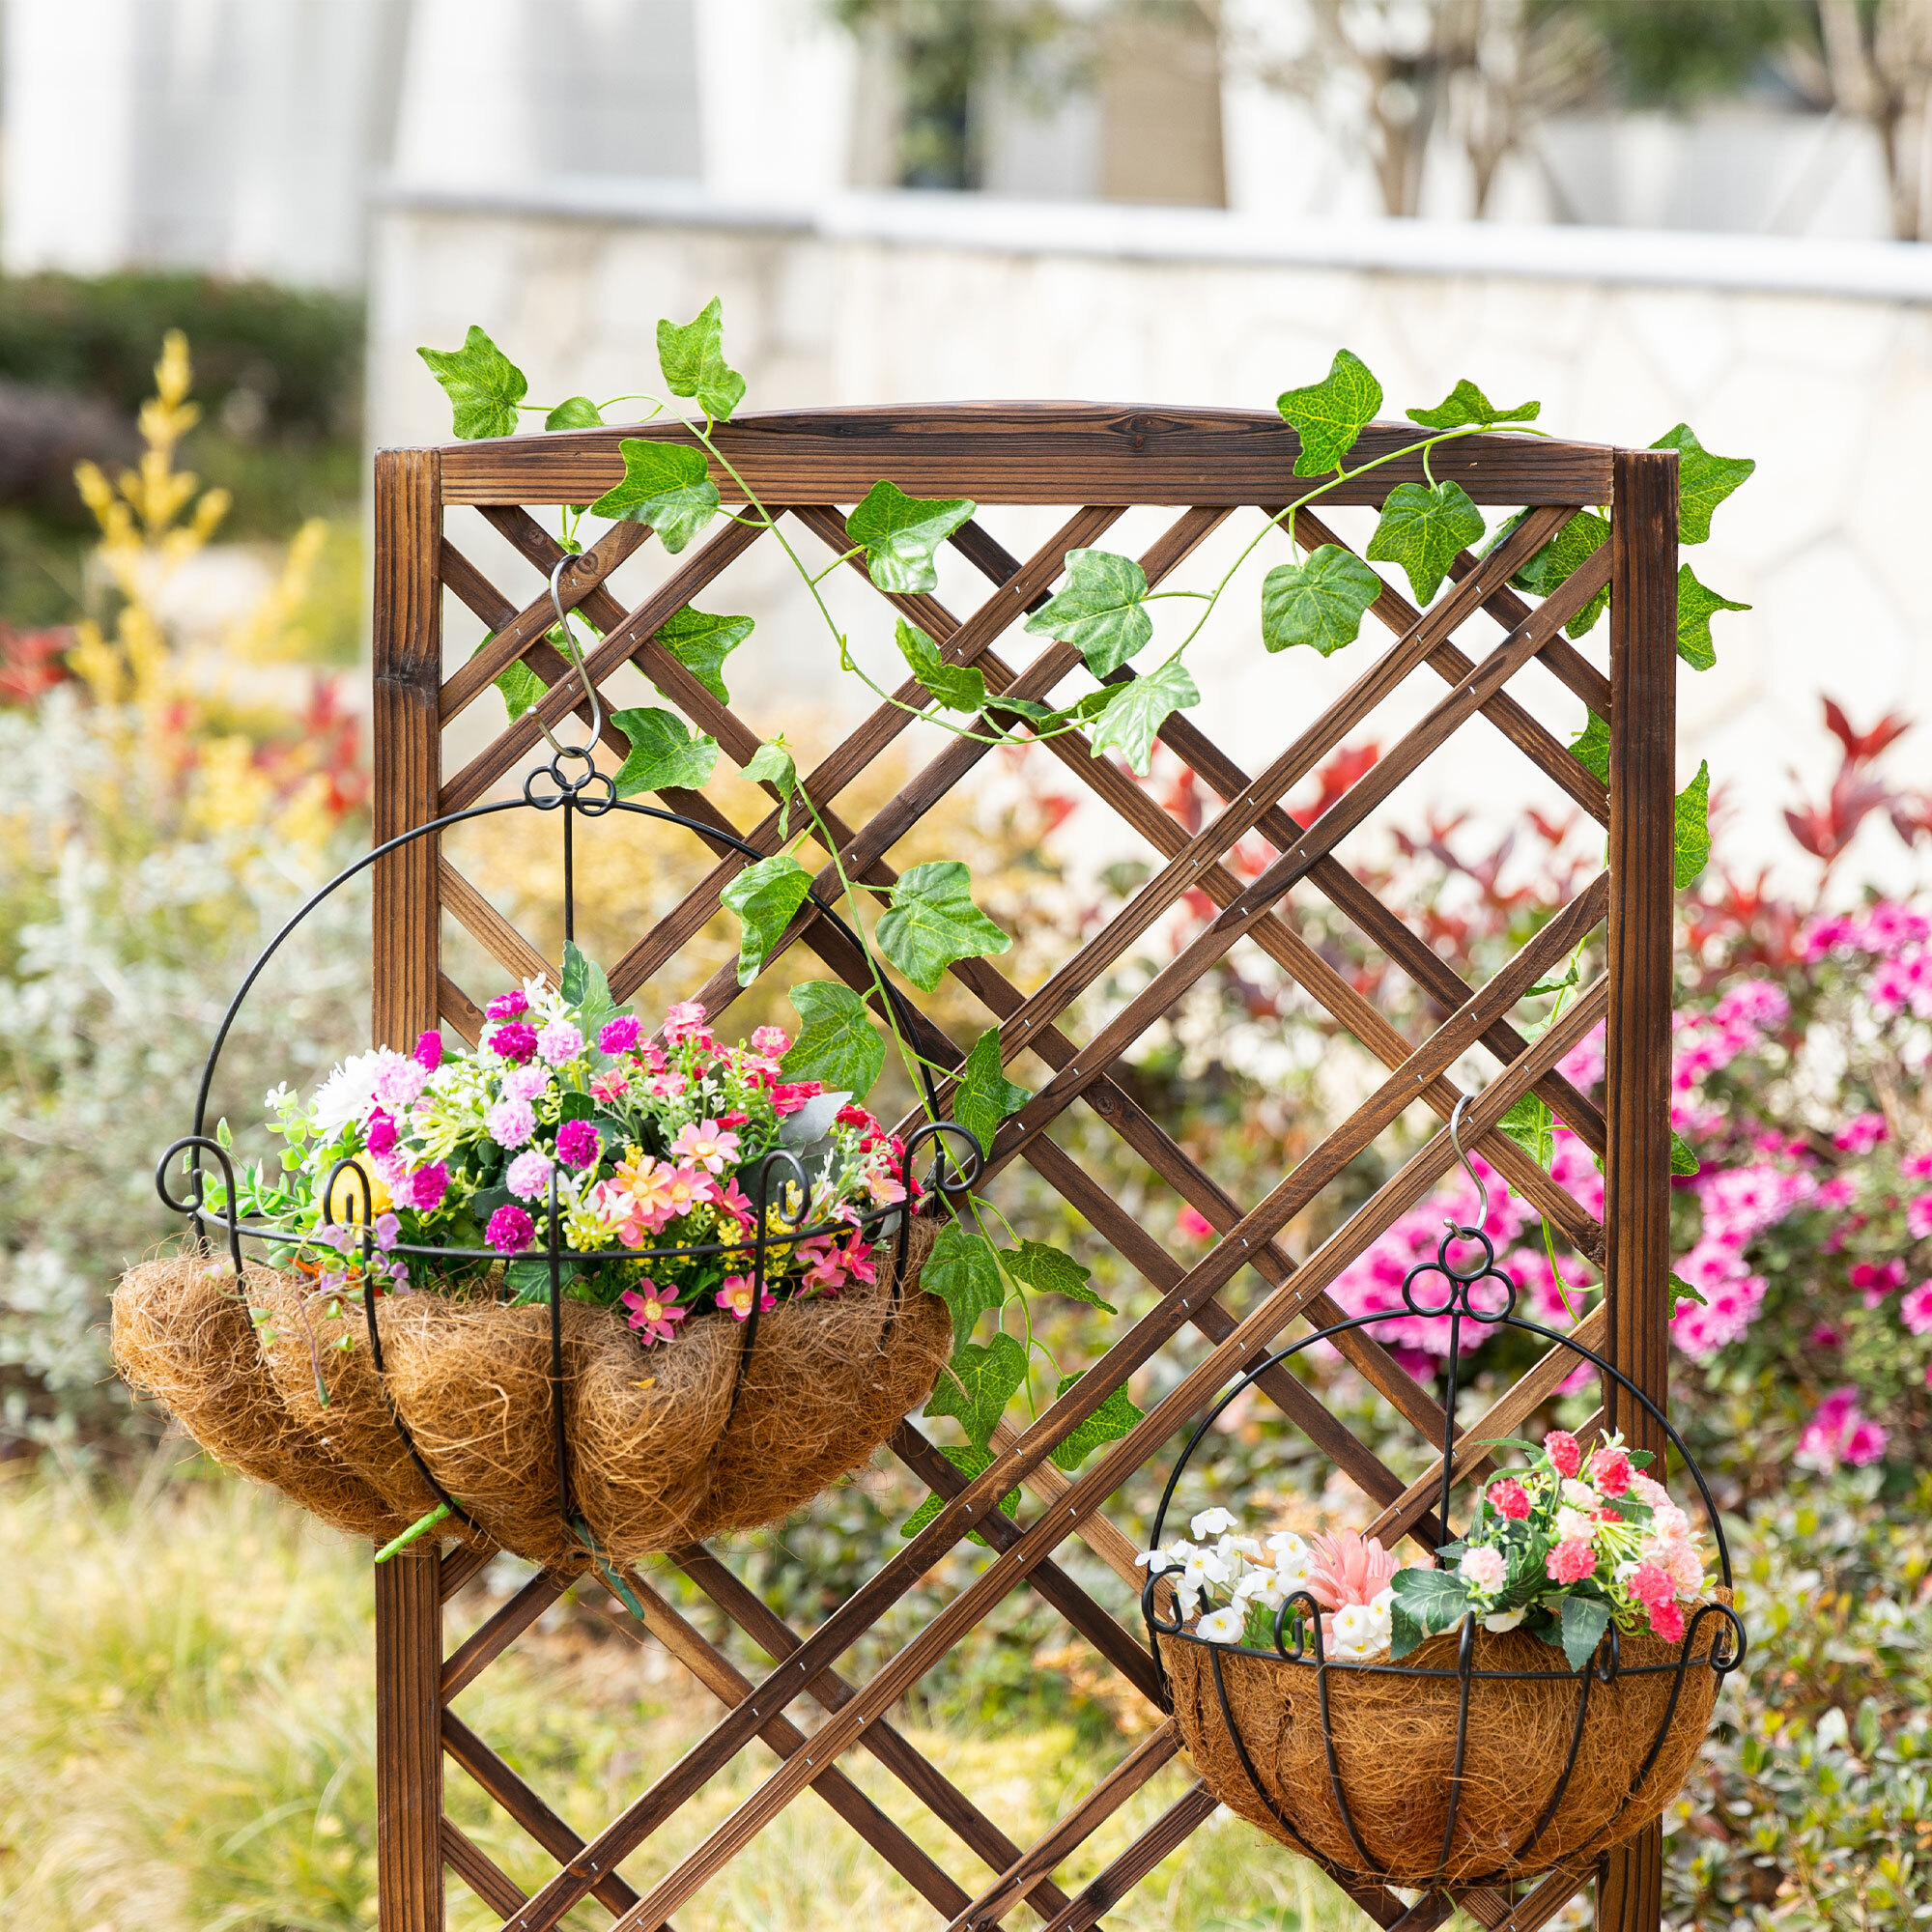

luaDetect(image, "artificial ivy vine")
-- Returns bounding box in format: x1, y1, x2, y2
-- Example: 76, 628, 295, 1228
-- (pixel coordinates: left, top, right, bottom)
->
418, 303, 1752, 1515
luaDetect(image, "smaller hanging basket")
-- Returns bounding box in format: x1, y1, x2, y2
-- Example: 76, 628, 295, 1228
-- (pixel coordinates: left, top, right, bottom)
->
1140, 1123, 1747, 1893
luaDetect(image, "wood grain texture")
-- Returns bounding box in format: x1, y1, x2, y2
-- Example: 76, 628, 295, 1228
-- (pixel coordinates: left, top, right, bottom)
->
436, 404, 1613, 506
374, 1546, 443, 1932
1597, 446, 1678, 1932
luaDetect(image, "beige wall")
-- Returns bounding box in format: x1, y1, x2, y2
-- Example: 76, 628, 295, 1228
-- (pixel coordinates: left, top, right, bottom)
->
370, 188, 1932, 898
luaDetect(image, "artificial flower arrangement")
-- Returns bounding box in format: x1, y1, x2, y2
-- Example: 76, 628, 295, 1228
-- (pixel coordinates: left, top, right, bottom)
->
214, 947, 917, 1340
1139, 1427, 1707, 1671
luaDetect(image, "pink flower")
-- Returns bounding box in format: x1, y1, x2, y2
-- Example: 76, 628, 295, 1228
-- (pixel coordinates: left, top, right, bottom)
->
1833, 1112, 1889, 1154
414, 1030, 443, 1072
505, 1150, 554, 1201
1903, 1151, 1932, 1180
663, 1000, 709, 1043
1628, 1563, 1675, 1609
713, 1175, 754, 1227
499, 1064, 550, 1102
1909, 1192, 1932, 1239
716, 1274, 775, 1321
1459, 1546, 1507, 1593
1901, 1282, 1932, 1336
1852, 1258, 1906, 1307
1176, 1205, 1216, 1244
647, 1071, 688, 1099
590, 1068, 631, 1103
365, 1111, 398, 1157
536, 1020, 583, 1066
669, 1119, 742, 1175
1798, 1386, 1888, 1471
1844, 1418, 1889, 1465
1544, 1431, 1582, 1479
751, 1025, 789, 1057
1817, 1176, 1859, 1208
660, 1163, 715, 1219
620, 1279, 686, 1346
375, 1056, 428, 1111
487, 990, 529, 1020
1488, 1478, 1531, 1520
842, 1236, 877, 1287
403, 1161, 448, 1212
555, 1119, 602, 1169
1589, 1444, 1633, 1497
486, 1205, 534, 1252
1307, 1529, 1399, 1610
1546, 1539, 1597, 1585
770, 1080, 822, 1117
486, 1098, 536, 1149
1644, 1535, 1704, 1597
489, 1020, 538, 1065
1647, 1600, 1687, 1644
599, 1014, 641, 1055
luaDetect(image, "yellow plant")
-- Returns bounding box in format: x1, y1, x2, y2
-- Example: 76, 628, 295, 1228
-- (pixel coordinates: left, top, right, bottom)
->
62, 328, 348, 856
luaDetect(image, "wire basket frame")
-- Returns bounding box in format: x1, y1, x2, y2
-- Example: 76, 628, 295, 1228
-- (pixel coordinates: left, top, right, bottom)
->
1140, 1107, 1747, 1891
152, 742, 983, 1558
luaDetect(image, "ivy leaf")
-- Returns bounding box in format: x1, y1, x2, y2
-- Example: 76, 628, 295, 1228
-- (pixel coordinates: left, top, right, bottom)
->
417, 326, 526, 440
1089, 659, 1201, 776
1498, 1094, 1554, 1170
558, 941, 612, 1016
470, 635, 546, 722
1571, 710, 1610, 783
1005, 1239, 1114, 1313
1260, 545, 1383, 658
1511, 508, 1610, 638
743, 739, 797, 798
1651, 424, 1755, 545
1367, 480, 1486, 606
925, 1332, 1028, 1451
588, 440, 721, 553
656, 297, 746, 422
1406, 380, 1540, 431
1559, 1592, 1611, 1671
846, 480, 974, 594
655, 607, 753, 706
1676, 566, 1748, 673
1669, 1270, 1707, 1312
1276, 349, 1383, 476
721, 853, 813, 986
1675, 759, 1712, 889
895, 618, 987, 713
876, 861, 1012, 992
1671, 1132, 1702, 1179
1022, 549, 1153, 675
923, 1220, 1009, 1350
1049, 1371, 1143, 1472
899, 1443, 1020, 1546
781, 981, 885, 1101
611, 706, 719, 797
953, 1026, 1029, 1156
544, 395, 603, 431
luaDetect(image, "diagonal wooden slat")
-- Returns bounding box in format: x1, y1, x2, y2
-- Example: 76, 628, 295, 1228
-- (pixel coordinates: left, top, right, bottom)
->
441, 1817, 534, 1920
438, 1540, 497, 1602
439, 971, 486, 1045
441, 1570, 566, 1702
1032, 1782, 1222, 1932
440, 857, 554, 986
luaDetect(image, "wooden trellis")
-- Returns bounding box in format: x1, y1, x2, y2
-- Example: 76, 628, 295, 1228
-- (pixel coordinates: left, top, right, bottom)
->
367, 404, 1680, 1932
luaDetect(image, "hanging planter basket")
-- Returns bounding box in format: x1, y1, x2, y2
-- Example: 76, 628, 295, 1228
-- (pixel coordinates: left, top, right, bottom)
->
113, 747, 971, 1568
1141, 1152, 1747, 1892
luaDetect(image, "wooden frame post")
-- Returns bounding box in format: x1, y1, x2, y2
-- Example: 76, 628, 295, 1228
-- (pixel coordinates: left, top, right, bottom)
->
1597, 447, 1679, 1932
371, 446, 445, 1932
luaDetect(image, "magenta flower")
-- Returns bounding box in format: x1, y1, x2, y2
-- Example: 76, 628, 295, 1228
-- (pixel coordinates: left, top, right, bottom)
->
487, 1205, 535, 1252
486, 1097, 536, 1149
404, 1161, 448, 1211
365, 1111, 398, 1157
1175, 1205, 1215, 1244
536, 1019, 582, 1066
487, 989, 529, 1020
1910, 1192, 1932, 1240
1902, 1281, 1932, 1337
414, 1029, 443, 1072
598, 1014, 641, 1055
505, 1150, 554, 1201
556, 1119, 602, 1169
490, 1020, 538, 1065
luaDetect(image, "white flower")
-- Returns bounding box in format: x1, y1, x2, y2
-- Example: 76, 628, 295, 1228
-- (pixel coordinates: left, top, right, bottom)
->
1197, 1605, 1245, 1644
1366, 1586, 1394, 1638
1266, 1530, 1311, 1560
1459, 1546, 1507, 1594
1328, 1603, 1381, 1658
1233, 1569, 1287, 1612
1555, 1506, 1598, 1545
310, 1049, 408, 1136
1560, 1478, 1601, 1511
1483, 1607, 1527, 1633
1191, 1507, 1237, 1540
263, 1082, 294, 1113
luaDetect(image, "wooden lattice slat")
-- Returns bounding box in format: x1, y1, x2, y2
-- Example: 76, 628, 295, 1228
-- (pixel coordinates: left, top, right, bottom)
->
368, 404, 1681, 1932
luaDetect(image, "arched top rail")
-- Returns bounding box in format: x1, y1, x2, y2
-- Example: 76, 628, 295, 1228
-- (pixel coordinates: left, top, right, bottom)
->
424, 400, 1616, 509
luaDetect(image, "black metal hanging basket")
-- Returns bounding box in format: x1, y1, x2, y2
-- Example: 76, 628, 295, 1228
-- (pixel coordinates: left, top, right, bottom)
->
1140, 1134, 1746, 1892
113, 732, 980, 1572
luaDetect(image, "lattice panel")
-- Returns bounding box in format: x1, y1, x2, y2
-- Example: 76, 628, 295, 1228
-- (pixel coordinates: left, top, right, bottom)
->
366, 406, 1681, 1932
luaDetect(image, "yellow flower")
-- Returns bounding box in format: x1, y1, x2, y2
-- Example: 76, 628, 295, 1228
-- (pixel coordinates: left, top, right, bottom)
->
318, 1162, 391, 1223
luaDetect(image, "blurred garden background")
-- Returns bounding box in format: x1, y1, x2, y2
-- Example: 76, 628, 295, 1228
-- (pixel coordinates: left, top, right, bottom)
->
4, 3, 1932, 1928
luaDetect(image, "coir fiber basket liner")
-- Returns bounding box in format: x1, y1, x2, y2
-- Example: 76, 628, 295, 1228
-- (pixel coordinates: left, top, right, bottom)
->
114, 1217, 948, 1565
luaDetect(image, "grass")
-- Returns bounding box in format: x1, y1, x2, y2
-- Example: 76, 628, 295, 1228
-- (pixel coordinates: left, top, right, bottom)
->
0, 1457, 1545, 1931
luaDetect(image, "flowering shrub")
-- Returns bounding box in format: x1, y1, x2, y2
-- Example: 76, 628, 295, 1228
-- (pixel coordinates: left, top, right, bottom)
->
1139, 1429, 1709, 1672
216, 954, 911, 1338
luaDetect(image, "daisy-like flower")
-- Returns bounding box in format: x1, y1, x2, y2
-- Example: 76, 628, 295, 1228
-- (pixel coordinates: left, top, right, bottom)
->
669, 1119, 741, 1175
1327, 1603, 1382, 1659
715, 1275, 776, 1321
620, 1279, 686, 1345
659, 1162, 715, 1219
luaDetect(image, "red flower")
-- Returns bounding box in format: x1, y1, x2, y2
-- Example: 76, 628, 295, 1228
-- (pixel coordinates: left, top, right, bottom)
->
1646, 1600, 1687, 1644
1487, 1477, 1531, 1520
1543, 1430, 1582, 1479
